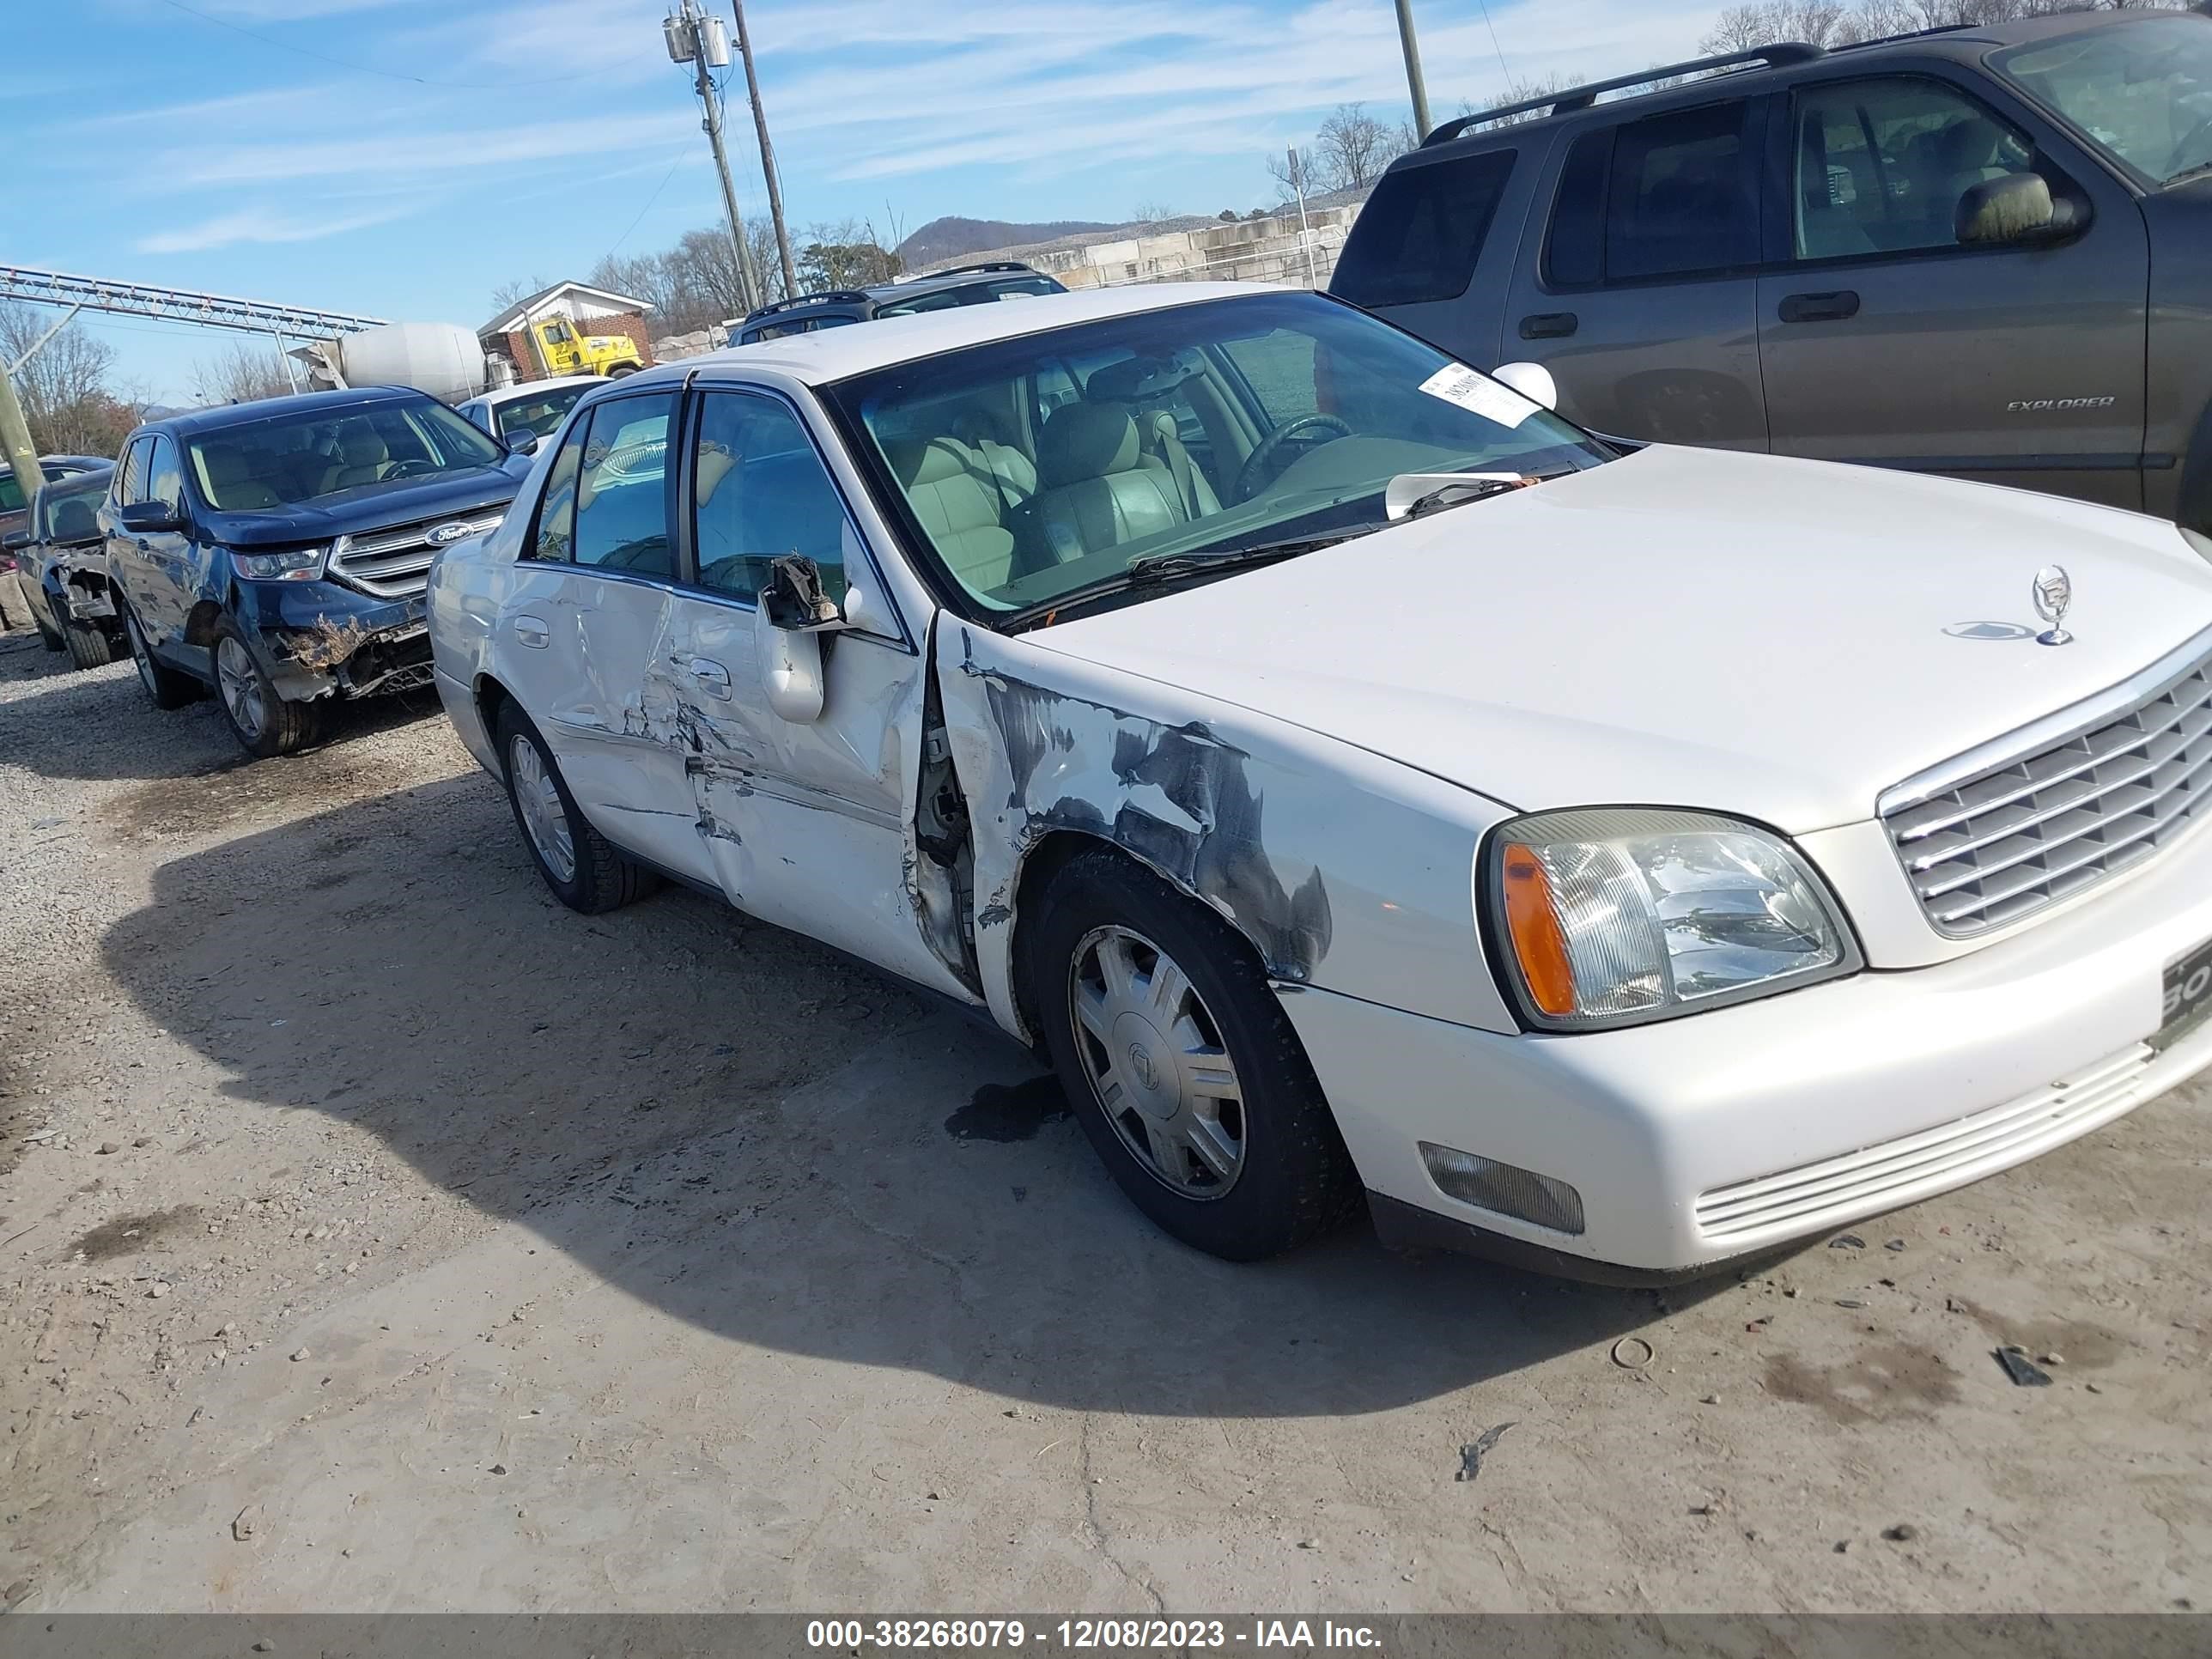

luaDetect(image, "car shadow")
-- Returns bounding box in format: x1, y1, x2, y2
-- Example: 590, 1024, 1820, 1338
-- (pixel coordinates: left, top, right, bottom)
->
0, 633, 447, 784
91, 774, 1730, 1419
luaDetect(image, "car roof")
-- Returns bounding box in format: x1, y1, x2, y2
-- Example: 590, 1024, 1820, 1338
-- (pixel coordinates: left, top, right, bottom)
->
672, 282, 1291, 388
1408, 9, 2167, 160
150, 385, 424, 440
468, 374, 605, 408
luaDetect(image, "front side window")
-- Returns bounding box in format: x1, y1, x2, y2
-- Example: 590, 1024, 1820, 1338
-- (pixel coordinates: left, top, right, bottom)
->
40, 476, 108, 541
144, 436, 184, 514
1332, 149, 1517, 307
570, 392, 676, 577
185, 396, 504, 512
1793, 77, 2037, 258
116, 437, 150, 506
0, 473, 21, 514
826, 291, 1610, 618
690, 392, 851, 603
1604, 101, 1756, 280
1996, 17, 2212, 187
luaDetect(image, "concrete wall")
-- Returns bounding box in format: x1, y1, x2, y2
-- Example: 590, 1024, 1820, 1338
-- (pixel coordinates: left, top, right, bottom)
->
921, 200, 1366, 294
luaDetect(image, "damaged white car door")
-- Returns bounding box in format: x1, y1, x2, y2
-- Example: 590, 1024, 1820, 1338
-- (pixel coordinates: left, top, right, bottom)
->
654, 385, 974, 1002
489, 386, 715, 886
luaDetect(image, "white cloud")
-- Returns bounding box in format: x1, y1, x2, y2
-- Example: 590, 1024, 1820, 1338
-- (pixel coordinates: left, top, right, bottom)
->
136, 204, 416, 253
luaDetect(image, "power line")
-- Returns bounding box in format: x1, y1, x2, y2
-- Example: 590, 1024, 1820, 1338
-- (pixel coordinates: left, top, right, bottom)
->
601, 149, 693, 262
151, 0, 637, 90
1474, 0, 1512, 83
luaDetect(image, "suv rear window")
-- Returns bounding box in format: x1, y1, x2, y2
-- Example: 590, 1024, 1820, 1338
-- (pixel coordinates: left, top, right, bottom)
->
1545, 101, 1757, 285
1332, 149, 1516, 307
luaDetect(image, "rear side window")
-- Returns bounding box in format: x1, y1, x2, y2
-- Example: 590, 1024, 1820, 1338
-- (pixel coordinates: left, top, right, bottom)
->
1605, 102, 1756, 280
1331, 149, 1517, 307
571, 392, 676, 577
1544, 102, 1756, 285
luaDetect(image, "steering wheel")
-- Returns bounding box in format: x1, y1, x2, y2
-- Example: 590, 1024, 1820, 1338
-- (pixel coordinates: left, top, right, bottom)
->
1234, 414, 1352, 502
382, 459, 437, 481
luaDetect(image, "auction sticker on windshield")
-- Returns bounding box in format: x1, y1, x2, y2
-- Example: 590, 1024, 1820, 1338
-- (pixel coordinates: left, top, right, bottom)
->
1418, 363, 1540, 428
2156, 935, 2212, 1052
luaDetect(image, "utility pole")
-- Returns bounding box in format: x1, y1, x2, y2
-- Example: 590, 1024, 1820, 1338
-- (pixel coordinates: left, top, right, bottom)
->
0, 362, 41, 543
666, 0, 762, 316
729, 0, 798, 301
1394, 0, 1433, 141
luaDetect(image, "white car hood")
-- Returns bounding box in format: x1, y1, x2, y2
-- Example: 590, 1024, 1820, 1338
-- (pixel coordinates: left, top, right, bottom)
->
1029, 446, 2212, 835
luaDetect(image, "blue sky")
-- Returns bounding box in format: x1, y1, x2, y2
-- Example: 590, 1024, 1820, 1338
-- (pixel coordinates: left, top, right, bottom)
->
8, 0, 1719, 402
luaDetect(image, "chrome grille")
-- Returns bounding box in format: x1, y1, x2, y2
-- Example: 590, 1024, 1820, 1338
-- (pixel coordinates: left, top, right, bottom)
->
328, 504, 506, 599
1881, 635, 2212, 936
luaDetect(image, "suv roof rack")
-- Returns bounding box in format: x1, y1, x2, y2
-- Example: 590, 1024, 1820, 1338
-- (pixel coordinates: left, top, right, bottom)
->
1421, 42, 1826, 147
896, 260, 1038, 283
740, 289, 872, 323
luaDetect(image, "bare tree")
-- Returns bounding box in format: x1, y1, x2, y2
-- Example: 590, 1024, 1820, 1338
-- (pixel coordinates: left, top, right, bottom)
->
488, 274, 552, 315
1314, 102, 1396, 192
0, 303, 139, 453
1263, 144, 1322, 204
1131, 200, 1178, 228
189, 342, 295, 408
1454, 73, 1578, 131
1705, 0, 2189, 53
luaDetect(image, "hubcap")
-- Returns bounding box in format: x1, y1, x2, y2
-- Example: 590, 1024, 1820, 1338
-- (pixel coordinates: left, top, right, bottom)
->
1068, 925, 1246, 1198
508, 733, 576, 883
216, 636, 264, 739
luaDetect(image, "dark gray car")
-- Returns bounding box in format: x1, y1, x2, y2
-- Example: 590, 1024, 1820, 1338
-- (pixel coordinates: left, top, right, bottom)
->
1332, 10, 2212, 528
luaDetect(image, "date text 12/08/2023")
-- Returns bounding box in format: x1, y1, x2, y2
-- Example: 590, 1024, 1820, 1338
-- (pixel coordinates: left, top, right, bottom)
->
804, 1619, 1384, 1650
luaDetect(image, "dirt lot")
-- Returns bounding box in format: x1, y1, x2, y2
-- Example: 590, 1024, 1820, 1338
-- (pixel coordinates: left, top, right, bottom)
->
1, 622, 2207, 1615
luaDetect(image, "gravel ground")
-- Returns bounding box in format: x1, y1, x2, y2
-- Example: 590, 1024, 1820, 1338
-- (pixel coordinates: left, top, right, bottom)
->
1, 617, 2209, 1616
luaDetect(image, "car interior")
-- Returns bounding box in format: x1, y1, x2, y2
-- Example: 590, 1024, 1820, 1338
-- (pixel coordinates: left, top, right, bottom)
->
187, 404, 497, 511
1795, 88, 2033, 258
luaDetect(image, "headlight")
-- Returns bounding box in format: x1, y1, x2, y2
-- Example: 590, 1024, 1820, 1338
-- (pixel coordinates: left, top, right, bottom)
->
2183, 528, 2212, 566
233, 545, 327, 581
1486, 808, 1858, 1031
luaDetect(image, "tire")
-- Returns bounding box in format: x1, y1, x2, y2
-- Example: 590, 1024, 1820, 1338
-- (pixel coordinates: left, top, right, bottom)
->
122, 604, 204, 711
1025, 845, 1359, 1261
31, 593, 64, 652
64, 618, 116, 670
605, 363, 639, 379
495, 702, 659, 914
210, 613, 318, 758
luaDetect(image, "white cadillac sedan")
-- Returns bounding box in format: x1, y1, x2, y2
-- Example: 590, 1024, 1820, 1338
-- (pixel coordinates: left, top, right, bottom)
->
427, 283, 2212, 1275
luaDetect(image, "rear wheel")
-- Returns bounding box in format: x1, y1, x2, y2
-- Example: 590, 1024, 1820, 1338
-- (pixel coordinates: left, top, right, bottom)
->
64, 618, 116, 670
605, 363, 639, 379
212, 615, 318, 758
1026, 846, 1359, 1261
495, 703, 659, 913
123, 605, 203, 710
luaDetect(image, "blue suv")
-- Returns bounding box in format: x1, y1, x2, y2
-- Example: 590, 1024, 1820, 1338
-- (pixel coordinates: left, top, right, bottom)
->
103, 386, 532, 757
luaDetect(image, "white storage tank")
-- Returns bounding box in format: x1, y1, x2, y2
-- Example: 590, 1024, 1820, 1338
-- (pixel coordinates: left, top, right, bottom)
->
328, 322, 488, 404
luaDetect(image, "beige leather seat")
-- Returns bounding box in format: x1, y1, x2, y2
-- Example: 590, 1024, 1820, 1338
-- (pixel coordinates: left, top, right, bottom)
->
890, 436, 1018, 593
320, 427, 391, 495
200, 445, 282, 511
1027, 403, 1193, 563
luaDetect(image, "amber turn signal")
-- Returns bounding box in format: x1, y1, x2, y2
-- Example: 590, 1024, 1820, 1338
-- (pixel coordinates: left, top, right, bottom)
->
1499, 841, 1577, 1018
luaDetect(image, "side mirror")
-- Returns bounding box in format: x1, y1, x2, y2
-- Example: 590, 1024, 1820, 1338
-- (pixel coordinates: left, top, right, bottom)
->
753, 556, 847, 725
507, 432, 539, 457
118, 500, 181, 534
1957, 173, 2081, 246
1, 529, 28, 554
1491, 361, 1559, 411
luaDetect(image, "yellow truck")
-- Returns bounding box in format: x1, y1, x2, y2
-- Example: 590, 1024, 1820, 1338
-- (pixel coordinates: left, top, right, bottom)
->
528, 317, 645, 378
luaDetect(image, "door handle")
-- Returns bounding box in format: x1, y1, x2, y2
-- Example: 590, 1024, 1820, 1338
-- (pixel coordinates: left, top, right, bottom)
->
1777, 289, 1861, 324
1518, 312, 1578, 340
512, 616, 550, 648
689, 657, 732, 701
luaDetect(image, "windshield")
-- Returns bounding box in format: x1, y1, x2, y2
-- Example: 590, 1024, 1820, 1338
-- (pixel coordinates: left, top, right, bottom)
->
493, 384, 589, 442
185, 396, 505, 512
824, 291, 1609, 617
1996, 17, 2212, 186
38, 474, 109, 540
874, 275, 1065, 317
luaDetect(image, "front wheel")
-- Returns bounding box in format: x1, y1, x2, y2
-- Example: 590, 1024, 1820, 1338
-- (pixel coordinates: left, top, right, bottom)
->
1026, 847, 1359, 1261
211, 615, 318, 758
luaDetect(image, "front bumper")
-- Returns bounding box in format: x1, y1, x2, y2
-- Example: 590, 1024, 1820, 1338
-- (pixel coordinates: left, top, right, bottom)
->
232, 580, 431, 702
1284, 814, 2212, 1278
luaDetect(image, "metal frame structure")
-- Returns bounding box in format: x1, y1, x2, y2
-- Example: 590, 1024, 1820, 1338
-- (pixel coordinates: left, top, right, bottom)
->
0, 264, 389, 342
1421, 44, 1827, 146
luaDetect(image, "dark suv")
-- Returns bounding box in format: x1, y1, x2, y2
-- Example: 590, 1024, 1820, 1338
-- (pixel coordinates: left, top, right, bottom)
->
730, 262, 1066, 344
103, 386, 531, 757
1332, 9, 2212, 528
